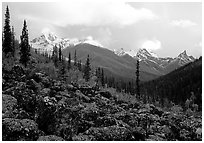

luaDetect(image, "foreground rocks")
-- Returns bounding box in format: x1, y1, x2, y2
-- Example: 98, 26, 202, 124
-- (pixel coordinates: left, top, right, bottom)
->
2, 64, 202, 141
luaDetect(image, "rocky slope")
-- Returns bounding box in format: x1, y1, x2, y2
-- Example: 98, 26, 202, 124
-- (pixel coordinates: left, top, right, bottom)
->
2, 63, 202, 141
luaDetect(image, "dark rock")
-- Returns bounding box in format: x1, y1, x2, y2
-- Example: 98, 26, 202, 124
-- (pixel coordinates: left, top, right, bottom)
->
36, 96, 57, 134
67, 84, 77, 92
40, 88, 51, 97
75, 90, 91, 102
99, 91, 112, 99
37, 135, 65, 141
72, 133, 95, 141
26, 79, 41, 91
77, 120, 94, 134
147, 134, 166, 141
2, 118, 39, 141
94, 116, 117, 127
84, 125, 139, 141
80, 103, 100, 121
2, 94, 17, 119
179, 129, 191, 140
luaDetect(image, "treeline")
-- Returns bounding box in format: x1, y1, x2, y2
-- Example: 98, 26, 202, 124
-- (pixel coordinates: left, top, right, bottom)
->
2, 6, 30, 68
141, 57, 202, 110
2, 5, 141, 100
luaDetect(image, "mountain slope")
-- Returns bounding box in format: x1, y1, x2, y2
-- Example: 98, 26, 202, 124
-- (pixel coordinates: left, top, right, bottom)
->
62, 43, 158, 81
31, 32, 195, 82
141, 57, 202, 109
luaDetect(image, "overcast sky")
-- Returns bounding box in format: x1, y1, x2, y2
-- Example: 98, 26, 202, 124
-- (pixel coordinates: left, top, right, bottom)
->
2, 1, 202, 58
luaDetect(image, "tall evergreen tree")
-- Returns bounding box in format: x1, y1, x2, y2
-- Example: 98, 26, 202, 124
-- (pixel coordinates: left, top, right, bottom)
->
3, 6, 12, 57
11, 26, 15, 57
84, 55, 91, 82
136, 58, 140, 99
74, 50, 77, 66
58, 46, 62, 61
101, 68, 105, 87
78, 60, 82, 71
52, 45, 58, 67
68, 52, 71, 70
19, 20, 30, 67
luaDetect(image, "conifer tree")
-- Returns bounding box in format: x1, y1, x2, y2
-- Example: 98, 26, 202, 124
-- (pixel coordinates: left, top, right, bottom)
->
101, 68, 105, 87
3, 6, 12, 57
11, 26, 15, 57
52, 45, 58, 67
78, 60, 82, 71
58, 46, 62, 61
68, 52, 71, 70
74, 50, 77, 66
136, 58, 140, 99
19, 20, 30, 67
84, 54, 91, 82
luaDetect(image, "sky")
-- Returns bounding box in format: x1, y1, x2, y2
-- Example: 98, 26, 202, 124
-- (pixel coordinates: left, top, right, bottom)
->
2, 1, 202, 58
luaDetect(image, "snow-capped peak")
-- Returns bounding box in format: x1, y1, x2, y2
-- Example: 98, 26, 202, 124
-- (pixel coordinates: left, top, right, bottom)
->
177, 50, 195, 64
114, 48, 126, 56
41, 28, 58, 42
137, 48, 158, 58
82, 36, 104, 48
114, 48, 136, 57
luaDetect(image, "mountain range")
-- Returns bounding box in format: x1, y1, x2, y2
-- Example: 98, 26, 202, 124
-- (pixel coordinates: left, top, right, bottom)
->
30, 31, 195, 81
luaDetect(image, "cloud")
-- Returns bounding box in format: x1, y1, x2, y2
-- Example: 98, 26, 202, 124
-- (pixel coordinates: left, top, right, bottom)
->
141, 39, 161, 51
170, 19, 197, 28
21, 1, 157, 27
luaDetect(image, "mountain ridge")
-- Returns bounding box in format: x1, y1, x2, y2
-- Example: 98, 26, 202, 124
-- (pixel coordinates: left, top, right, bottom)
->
30, 32, 195, 81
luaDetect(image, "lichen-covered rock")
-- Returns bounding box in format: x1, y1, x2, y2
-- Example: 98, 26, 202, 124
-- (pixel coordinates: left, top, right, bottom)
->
37, 135, 65, 141
84, 125, 143, 141
99, 91, 112, 99
75, 90, 91, 102
2, 94, 17, 119
179, 129, 191, 140
40, 88, 51, 97
94, 116, 117, 127
72, 133, 95, 141
2, 118, 39, 141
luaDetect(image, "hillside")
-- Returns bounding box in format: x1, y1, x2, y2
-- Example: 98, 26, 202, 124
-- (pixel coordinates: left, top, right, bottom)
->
141, 57, 202, 109
62, 43, 158, 82
2, 53, 202, 141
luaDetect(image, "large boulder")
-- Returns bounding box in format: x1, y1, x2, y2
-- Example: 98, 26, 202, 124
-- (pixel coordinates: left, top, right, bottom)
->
37, 135, 65, 141
2, 118, 39, 141
84, 125, 143, 141
2, 94, 17, 119
72, 133, 95, 141
99, 91, 112, 99
75, 90, 91, 103
93, 116, 117, 127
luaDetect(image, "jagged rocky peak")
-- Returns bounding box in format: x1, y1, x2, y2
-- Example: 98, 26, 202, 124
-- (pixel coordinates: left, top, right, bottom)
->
177, 50, 195, 61
136, 48, 158, 59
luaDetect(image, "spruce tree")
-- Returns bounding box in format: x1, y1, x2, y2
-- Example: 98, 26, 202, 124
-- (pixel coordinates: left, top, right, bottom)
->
84, 55, 91, 82
68, 52, 71, 70
136, 58, 140, 99
3, 6, 12, 57
78, 60, 82, 71
74, 50, 77, 66
58, 46, 62, 61
101, 68, 105, 87
52, 45, 58, 67
11, 26, 15, 57
19, 20, 30, 67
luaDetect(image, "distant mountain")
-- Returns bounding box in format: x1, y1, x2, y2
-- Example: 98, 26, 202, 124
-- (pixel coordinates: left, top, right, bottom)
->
134, 48, 194, 75
31, 32, 195, 81
30, 30, 103, 54
141, 57, 202, 109
114, 48, 195, 76
62, 43, 158, 81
